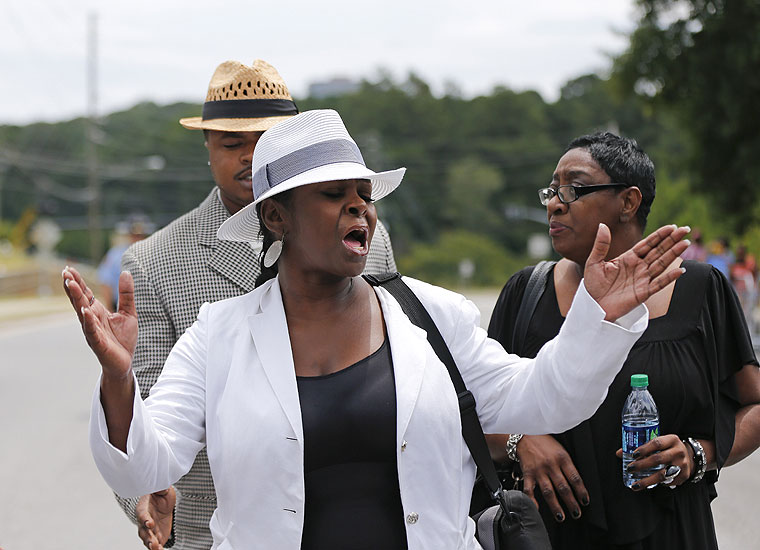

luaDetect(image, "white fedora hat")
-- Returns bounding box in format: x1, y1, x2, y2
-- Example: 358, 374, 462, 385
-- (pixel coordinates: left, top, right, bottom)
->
217, 109, 406, 242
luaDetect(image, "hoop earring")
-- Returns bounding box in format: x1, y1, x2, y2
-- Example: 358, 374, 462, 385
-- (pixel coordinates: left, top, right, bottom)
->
263, 234, 284, 268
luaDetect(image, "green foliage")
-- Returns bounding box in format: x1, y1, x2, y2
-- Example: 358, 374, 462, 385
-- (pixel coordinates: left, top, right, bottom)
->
297, 71, 679, 261
2, 57, 753, 276
644, 172, 732, 245
441, 157, 503, 233
0, 101, 213, 260
740, 220, 760, 259
56, 229, 109, 262
398, 230, 530, 288
614, 0, 760, 232
0, 220, 13, 240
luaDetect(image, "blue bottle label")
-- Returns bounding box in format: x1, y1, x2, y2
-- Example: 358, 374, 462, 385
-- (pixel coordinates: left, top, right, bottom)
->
622, 422, 659, 453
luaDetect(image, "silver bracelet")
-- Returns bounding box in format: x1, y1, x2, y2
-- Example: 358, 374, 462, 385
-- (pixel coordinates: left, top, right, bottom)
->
506, 433, 523, 463
683, 437, 706, 483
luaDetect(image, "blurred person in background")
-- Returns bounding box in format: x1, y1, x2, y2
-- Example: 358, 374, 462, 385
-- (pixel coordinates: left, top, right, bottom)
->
485, 132, 760, 550
730, 245, 758, 334
110, 62, 397, 550
706, 237, 733, 278
97, 217, 153, 310
680, 228, 707, 262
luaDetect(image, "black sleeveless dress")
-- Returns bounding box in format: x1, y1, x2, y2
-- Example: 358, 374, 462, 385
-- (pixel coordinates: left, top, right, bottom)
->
487, 261, 757, 550
296, 339, 408, 549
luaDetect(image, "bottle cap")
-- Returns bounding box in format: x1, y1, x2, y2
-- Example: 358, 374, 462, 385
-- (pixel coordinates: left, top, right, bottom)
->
631, 374, 649, 387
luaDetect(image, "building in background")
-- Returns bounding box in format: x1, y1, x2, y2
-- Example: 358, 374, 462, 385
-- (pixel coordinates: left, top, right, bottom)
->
308, 77, 360, 99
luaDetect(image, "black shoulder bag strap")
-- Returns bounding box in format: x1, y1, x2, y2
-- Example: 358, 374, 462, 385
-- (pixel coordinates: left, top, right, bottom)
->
511, 260, 556, 354
363, 272, 506, 507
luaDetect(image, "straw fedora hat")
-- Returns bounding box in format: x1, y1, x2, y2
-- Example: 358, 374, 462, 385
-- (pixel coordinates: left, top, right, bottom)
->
217, 109, 406, 243
179, 60, 298, 132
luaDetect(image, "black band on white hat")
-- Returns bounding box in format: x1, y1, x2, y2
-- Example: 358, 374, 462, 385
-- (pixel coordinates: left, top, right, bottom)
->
253, 138, 365, 199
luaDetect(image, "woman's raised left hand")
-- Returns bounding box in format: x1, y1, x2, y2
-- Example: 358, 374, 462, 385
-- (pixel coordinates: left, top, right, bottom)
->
584, 223, 690, 321
62, 265, 137, 378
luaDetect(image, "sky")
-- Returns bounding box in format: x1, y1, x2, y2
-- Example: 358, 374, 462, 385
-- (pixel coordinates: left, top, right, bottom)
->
0, 0, 639, 125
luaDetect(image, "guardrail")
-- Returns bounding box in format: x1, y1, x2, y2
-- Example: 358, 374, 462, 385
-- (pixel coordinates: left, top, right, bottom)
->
0, 270, 43, 295
0, 264, 97, 297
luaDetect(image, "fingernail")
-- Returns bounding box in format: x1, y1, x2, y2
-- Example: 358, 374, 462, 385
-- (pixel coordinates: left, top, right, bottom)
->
632, 483, 641, 491
81, 306, 85, 315
572, 509, 581, 519
556, 512, 564, 522
684, 225, 691, 232
65, 279, 69, 288
581, 497, 590, 506
626, 463, 635, 471
683, 239, 691, 246
632, 450, 640, 459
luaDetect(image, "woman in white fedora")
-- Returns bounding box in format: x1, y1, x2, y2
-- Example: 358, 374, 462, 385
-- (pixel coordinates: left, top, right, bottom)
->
63, 110, 689, 550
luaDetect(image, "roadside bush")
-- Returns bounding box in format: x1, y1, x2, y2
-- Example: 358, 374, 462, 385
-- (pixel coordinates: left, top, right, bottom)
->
398, 230, 531, 288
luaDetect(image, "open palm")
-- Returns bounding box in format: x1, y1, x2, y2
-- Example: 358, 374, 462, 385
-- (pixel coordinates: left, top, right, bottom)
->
137, 487, 177, 550
62, 266, 137, 377
584, 224, 690, 321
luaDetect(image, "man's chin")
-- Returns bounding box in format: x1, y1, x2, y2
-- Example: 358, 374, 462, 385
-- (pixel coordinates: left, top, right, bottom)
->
237, 178, 253, 192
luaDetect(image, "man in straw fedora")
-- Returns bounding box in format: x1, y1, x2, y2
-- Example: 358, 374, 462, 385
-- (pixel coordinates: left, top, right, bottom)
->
113, 60, 397, 550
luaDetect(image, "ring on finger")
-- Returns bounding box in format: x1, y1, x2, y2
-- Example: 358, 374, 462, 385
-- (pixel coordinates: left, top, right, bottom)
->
662, 464, 681, 485
89, 294, 95, 306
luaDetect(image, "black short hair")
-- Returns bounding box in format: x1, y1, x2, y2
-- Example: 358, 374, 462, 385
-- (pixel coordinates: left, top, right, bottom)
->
566, 132, 655, 229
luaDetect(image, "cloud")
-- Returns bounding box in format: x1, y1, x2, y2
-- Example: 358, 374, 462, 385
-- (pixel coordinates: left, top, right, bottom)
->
0, 0, 637, 124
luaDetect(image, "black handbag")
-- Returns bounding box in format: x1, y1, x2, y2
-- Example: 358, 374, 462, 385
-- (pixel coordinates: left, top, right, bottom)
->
364, 273, 551, 550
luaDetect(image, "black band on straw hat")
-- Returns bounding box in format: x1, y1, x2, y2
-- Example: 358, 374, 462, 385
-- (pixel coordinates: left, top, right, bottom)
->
202, 99, 299, 121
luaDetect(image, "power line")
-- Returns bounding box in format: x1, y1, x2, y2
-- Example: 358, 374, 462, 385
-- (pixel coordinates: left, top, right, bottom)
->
0, 149, 210, 182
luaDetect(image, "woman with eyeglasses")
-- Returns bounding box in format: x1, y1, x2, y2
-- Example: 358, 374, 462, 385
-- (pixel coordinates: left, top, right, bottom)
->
485, 132, 760, 550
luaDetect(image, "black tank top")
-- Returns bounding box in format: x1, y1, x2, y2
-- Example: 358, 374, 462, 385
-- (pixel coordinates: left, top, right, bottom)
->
296, 339, 408, 549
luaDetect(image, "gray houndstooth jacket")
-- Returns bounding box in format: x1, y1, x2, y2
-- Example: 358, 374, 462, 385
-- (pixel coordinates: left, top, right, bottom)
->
116, 188, 397, 550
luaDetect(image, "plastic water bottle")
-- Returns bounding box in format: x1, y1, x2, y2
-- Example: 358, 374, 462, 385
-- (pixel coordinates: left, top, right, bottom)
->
621, 374, 663, 488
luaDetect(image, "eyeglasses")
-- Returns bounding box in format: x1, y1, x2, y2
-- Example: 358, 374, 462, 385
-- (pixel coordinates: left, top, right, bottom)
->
538, 183, 630, 206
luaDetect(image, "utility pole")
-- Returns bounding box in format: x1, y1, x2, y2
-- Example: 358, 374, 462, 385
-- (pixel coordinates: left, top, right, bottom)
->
86, 11, 101, 262
0, 167, 4, 227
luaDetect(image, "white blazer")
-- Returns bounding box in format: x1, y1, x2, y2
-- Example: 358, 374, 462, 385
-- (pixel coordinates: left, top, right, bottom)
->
91, 276, 647, 550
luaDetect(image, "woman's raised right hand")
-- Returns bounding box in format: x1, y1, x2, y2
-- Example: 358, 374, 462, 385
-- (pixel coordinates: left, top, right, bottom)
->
62, 266, 137, 379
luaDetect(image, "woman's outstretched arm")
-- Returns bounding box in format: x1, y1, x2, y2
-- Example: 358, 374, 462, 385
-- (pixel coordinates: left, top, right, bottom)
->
63, 266, 137, 452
